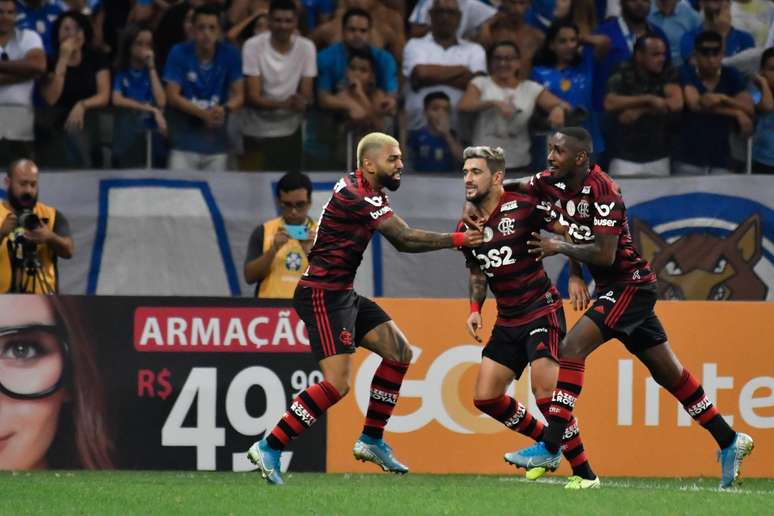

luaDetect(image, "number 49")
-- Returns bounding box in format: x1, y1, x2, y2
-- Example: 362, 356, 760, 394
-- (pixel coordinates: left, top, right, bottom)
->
161, 367, 318, 471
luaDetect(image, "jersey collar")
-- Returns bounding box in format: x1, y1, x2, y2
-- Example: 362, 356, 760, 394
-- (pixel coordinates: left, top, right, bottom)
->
481, 190, 507, 226
579, 164, 601, 191
354, 169, 380, 196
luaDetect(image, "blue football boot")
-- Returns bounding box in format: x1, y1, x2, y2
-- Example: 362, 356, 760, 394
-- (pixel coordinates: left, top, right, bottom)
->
353, 434, 409, 474
504, 442, 561, 471
718, 432, 754, 489
247, 438, 284, 486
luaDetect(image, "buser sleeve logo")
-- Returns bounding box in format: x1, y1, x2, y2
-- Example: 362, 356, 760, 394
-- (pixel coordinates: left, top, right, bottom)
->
364, 196, 384, 207
594, 202, 615, 217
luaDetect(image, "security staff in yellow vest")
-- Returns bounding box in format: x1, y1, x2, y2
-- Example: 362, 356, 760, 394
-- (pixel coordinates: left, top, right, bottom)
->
0, 159, 74, 293
244, 172, 316, 298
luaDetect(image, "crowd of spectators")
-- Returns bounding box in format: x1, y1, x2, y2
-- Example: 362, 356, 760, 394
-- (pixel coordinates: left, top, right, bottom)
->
0, 0, 773, 175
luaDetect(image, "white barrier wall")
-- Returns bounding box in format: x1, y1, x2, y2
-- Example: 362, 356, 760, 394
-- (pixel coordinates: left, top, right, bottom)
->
1, 171, 773, 299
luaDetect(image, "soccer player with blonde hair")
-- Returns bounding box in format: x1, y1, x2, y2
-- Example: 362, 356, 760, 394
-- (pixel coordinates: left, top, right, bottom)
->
247, 132, 484, 485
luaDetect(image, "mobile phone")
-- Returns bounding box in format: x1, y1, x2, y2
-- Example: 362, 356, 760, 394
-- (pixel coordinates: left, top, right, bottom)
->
285, 224, 308, 240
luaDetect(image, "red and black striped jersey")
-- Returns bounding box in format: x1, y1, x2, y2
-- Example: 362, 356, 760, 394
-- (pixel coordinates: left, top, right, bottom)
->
528, 165, 656, 291
459, 192, 562, 327
299, 170, 393, 290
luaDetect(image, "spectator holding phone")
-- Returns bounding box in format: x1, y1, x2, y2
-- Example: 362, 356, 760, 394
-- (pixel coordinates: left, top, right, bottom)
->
244, 172, 317, 298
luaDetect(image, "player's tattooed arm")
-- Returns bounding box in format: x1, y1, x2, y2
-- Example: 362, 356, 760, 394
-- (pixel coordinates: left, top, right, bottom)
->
469, 266, 487, 306
377, 214, 459, 252
466, 265, 488, 343
527, 231, 617, 266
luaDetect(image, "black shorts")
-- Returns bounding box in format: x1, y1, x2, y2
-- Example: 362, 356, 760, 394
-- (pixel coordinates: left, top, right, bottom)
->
584, 282, 668, 354
293, 286, 392, 361
482, 309, 565, 379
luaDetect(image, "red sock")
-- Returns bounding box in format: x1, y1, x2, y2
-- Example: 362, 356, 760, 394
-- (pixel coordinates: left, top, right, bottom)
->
474, 395, 544, 440
267, 380, 341, 450
543, 358, 585, 452
538, 397, 595, 479
667, 368, 735, 449
362, 360, 409, 439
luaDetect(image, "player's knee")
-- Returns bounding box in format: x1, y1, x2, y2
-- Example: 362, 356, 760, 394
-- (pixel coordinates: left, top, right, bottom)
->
530, 359, 558, 398
324, 373, 351, 397
397, 340, 413, 363
473, 381, 503, 402
531, 384, 554, 400
338, 384, 351, 397
328, 378, 351, 397
559, 337, 583, 358
637, 346, 682, 388
647, 364, 680, 389
385, 337, 412, 363
531, 372, 555, 398
558, 337, 573, 355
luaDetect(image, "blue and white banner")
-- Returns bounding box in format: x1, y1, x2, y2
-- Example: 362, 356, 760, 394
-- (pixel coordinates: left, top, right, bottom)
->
2, 171, 773, 300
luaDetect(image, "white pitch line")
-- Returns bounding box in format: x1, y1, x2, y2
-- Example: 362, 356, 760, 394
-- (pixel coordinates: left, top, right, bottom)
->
495, 476, 774, 495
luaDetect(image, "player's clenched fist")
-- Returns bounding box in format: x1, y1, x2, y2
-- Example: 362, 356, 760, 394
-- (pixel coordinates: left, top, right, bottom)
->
461, 201, 486, 231
462, 229, 484, 247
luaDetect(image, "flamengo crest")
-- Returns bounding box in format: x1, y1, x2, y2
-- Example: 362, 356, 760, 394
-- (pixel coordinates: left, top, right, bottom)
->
577, 199, 590, 218
498, 217, 515, 236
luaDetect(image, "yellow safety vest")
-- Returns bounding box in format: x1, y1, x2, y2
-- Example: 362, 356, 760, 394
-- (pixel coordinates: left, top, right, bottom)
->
0, 202, 58, 293
256, 217, 315, 299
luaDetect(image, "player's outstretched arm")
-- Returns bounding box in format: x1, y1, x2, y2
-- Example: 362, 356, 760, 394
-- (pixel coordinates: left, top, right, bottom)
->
527, 231, 617, 266
377, 213, 483, 253
502, 177, 532, 193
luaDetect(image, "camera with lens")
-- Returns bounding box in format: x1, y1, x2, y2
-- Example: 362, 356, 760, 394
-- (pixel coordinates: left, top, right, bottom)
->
12, 210, 43, 264
7, 208, 55, 294
17, 209, 42, 231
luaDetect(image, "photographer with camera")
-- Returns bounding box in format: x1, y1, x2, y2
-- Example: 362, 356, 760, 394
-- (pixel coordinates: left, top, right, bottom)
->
0, 159, 73, 293
244, 172, 316, 298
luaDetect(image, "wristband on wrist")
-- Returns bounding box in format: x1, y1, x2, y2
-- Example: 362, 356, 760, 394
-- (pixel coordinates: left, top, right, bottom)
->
470, 302, 481, 314
451, 232, 465, 247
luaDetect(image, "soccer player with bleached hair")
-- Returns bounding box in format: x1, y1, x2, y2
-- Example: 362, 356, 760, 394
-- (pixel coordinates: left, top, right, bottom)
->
247, 132, 484, 485
458, 145, 599, 489
489, 127, 754, 489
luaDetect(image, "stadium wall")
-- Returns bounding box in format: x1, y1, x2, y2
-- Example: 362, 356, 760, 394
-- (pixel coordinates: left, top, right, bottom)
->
1, 171, 773, 300
2, 294, 770, 478
327, 299, 774, 477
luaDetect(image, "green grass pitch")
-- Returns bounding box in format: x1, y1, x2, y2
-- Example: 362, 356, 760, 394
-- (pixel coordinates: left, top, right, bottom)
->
2, 471, 773, 515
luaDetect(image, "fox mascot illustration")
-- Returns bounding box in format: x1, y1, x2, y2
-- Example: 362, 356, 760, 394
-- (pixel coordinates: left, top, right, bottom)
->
631, 214, 768, 300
